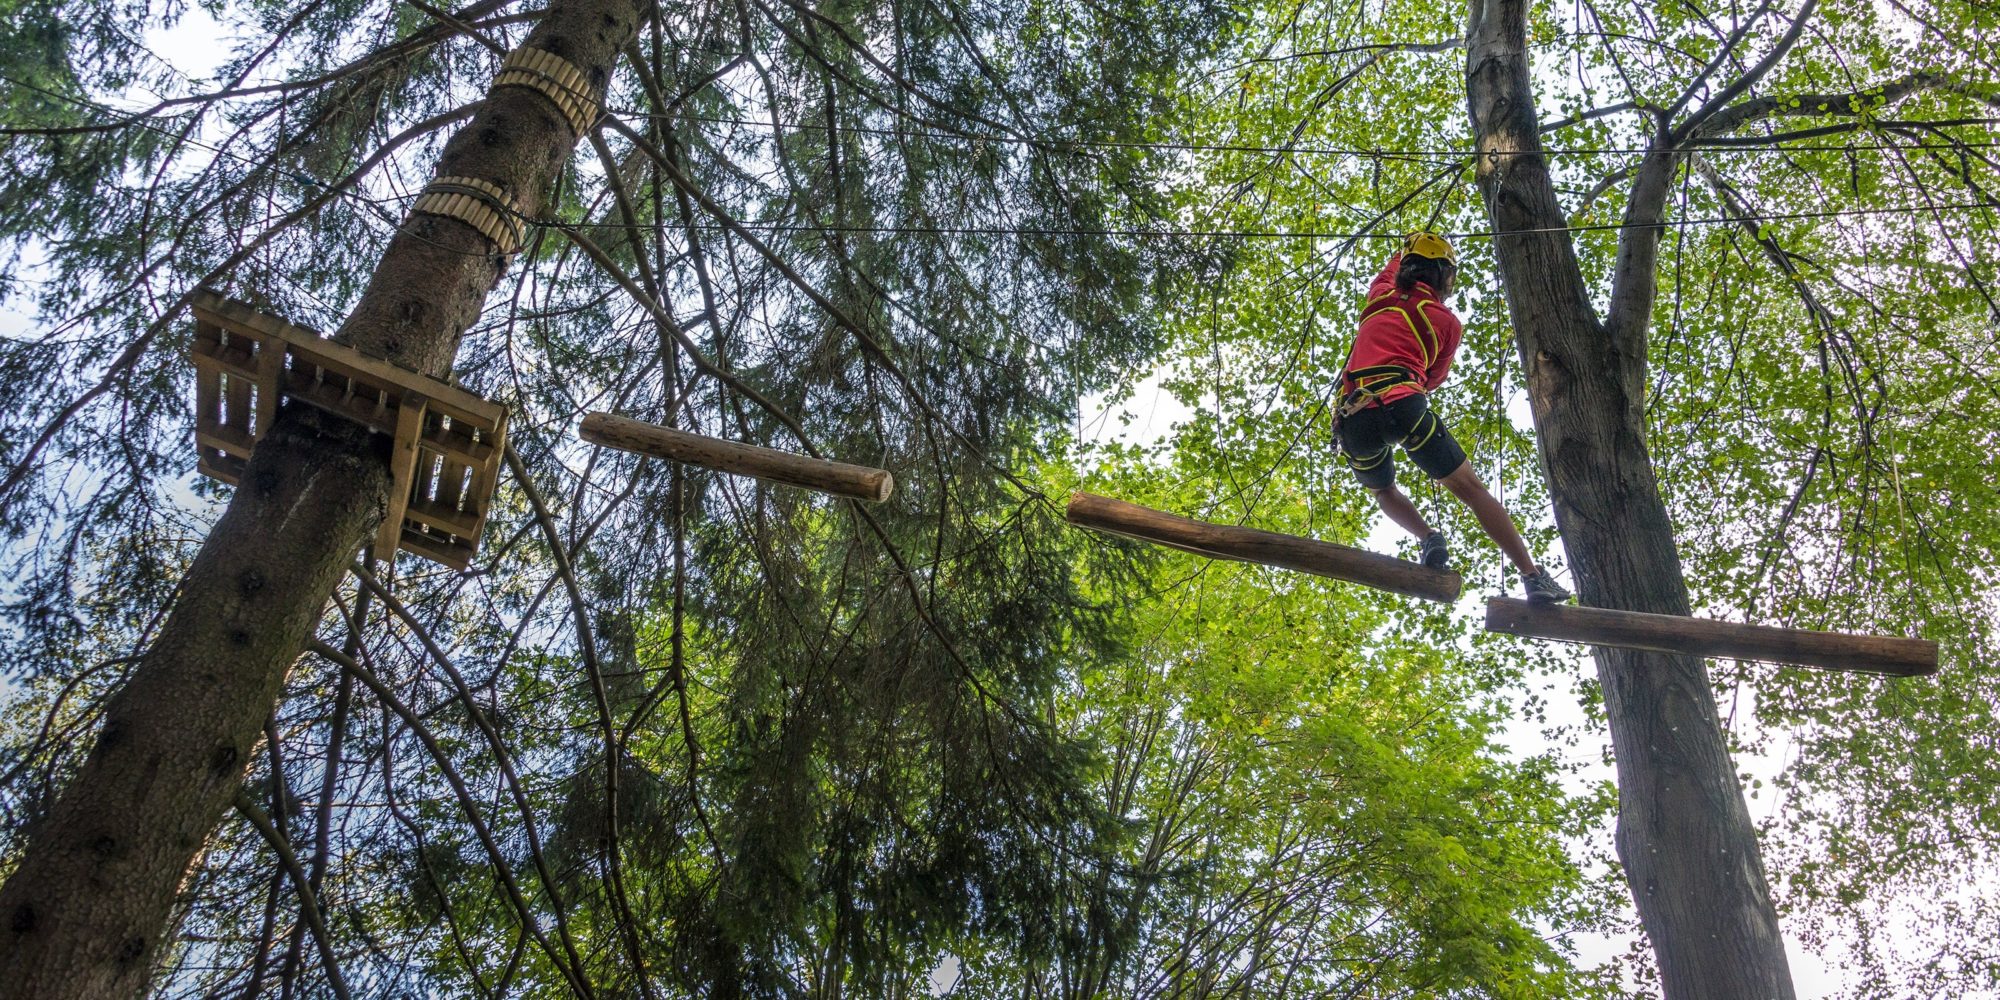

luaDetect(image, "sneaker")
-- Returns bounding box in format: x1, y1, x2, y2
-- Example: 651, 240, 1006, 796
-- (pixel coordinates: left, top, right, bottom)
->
1521, 567, 1572, 604
1418, 531, 1450, 571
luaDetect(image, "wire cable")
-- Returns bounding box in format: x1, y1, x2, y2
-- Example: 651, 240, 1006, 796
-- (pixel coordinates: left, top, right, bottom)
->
8, 75, 1993, 245
544, 200, 1999, 241
648, 112, 2000, 158
9, 70, 1993, 162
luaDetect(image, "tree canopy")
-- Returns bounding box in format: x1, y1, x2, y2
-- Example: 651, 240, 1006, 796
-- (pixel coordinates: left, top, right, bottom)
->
1, 0, 1996, 996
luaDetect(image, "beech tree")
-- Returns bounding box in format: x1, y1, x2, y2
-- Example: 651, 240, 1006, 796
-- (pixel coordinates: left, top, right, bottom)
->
1147, 0, 1999, 994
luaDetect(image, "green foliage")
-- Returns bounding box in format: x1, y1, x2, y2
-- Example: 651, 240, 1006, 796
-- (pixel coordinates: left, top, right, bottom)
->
955, 456, 1623, 998
1107, 0, 2000, 992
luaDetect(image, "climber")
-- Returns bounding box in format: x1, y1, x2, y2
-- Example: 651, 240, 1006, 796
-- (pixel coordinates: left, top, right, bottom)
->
1334, 232, 1571, 604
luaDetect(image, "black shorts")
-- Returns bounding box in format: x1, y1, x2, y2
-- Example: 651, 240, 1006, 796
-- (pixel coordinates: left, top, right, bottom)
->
1338, 393, 1467, 490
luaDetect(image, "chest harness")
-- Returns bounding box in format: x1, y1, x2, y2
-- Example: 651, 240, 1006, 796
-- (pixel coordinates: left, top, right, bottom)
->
1335, 291, 1443, 421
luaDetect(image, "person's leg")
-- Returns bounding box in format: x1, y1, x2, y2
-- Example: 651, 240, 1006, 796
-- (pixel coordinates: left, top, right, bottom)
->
1368, 483, 1433, 540
1341, 404, 1433, 540
1436, 460, 1539, 575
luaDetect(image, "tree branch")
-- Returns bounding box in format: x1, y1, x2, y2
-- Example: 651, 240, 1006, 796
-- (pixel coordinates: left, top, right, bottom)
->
1233, 37, 1462, 69
1604, 140, 1679, 369
1691, 72, 1997, 139
1673, 0, 1820, 142
1608, 0, 1823, 351
1539, 100, 1643, 135
1569, 163, 1640, 223
233, 794, 353, 1000
306, 638, 596, 998
500, 443, 659, 998
1659, 0, 1779, 128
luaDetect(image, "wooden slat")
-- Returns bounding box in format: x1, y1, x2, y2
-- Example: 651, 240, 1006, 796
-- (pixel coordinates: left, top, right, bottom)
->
422, 414, 469, 506
191, 291, 505, 428
481, 412, 508, 491
287, 376, 401, 436
285, 357, 321, 402
375, 395, 429, 560
276, 323, 501, 428
254, 338, 285, 437
580, 411, 895, 503
196, 423, 258, 459
222, 369, 251, 437
404, 497, 482, 539
194, 341, 221, 434
422, 418, 493, 465
436, 455, 469, 509
397, 527, 475, 570
190, 335, 258, 380
193, 316, 223, 356
1483, 597, 1939, 677
411, 451, 439, 509
459, 416, 506, 543
199, 453, 246, 486
1065, 491, 1462, 603
365, 381, 394, 425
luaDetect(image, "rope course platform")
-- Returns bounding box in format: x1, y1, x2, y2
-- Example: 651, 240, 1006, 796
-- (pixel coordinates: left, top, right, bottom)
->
579, 411, 895, 503
1485, 597, 1939, 676
188, 292, 510, 568
1065, 492, 1463, 602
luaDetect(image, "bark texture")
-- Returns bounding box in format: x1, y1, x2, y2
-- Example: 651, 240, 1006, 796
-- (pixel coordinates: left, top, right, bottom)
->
1464, 0, 1796, 996
0, 2, 643, 995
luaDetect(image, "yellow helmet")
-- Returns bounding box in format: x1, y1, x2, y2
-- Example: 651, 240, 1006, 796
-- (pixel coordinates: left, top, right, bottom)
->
1403, 231, 1458, 266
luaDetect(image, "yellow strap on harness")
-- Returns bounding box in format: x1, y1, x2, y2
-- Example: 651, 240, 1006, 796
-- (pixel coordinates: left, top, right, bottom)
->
1333, 289, 1445, 443
1361, 292, 1441, 369
1335, 365, 1423, 420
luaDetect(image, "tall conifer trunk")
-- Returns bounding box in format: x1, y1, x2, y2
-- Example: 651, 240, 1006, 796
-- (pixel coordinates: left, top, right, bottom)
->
0, 3, 643, 995
1464, 0, 1795, 996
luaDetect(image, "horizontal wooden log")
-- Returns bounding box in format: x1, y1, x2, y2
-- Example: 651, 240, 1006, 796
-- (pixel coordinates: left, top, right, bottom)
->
580, 411, 894, 503
1064, 492, 1462, 602
1484, 597, 1939, 677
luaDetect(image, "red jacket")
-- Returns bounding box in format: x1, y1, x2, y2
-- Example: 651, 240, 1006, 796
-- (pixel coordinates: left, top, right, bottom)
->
1343, 252, 1463, 407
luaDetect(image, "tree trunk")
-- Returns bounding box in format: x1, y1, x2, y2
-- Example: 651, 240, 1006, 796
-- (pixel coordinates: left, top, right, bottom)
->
1463, 0, 1796, 996
0, 3, 642, 996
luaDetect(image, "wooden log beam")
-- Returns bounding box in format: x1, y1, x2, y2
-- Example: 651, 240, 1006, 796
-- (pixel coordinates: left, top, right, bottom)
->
1484, 598, 1939, 677
580, 411, 894, 503
1065, 492, 1462, 603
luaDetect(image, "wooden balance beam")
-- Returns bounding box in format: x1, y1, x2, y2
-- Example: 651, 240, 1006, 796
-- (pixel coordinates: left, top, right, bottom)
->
1484, 598, 1939, 676
580, 411, 895, 503
1065, 492, 1462, 602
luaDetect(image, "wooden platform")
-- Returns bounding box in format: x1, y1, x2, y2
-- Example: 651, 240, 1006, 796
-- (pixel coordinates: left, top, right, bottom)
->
189, 292, 509, 568
580, 411, 894, 503
1065, 492, 1462, 602
1484, 597, 1939, 676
